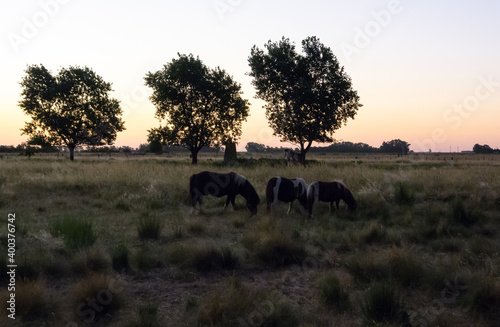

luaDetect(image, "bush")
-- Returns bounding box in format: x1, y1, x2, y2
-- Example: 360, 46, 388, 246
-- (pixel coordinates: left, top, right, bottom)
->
467, 280, 500, 322
361, 282, 406, 324
137, 213, 163, 240
50, 217, 96, 249
197, 277, 299, 327
388, 250, 425, 287
1, 280, 48, 321
72, 246, 111, 275
112, 243, 130, 271
253, 233, 306, 268
451, 198, 479, 226
394, 181, 415, 205
191, 245, 240, 272
72, 273, 123, 324
318, 275, 350, 311
127, 301, 163, 327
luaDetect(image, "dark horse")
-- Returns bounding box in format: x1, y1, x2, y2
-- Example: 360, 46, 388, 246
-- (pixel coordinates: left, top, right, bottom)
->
307, 181, 357, 216
266, 177, 308, 214
189, 171, 260, 216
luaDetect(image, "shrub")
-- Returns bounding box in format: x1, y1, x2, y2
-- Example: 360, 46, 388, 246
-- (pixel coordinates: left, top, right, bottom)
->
361, 282, 406, 324
244, 227, 306, 268
50, 216, 96, 249
137, 213, 163, 240
358, 221, 387, 245
72, 246, 111, 275
72, 273, 123, 324
450, 198, 479, 226
318, 275, 350, 311
186, 218, 204, 234
467, 279, 500, 322
112, 243, 130, 271
197, 277, 299, 327
388, 250, 425, 287
127, 301, 163, 327
393, 181, 415, 205
191, 245, 240, 272
2, 280, 48, 320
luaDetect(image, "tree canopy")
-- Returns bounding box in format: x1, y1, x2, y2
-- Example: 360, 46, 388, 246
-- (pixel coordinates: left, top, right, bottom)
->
379, 139, 410, 155
19, 64, 125, 160
145, 54, 250, 164
248, 36, 361, 163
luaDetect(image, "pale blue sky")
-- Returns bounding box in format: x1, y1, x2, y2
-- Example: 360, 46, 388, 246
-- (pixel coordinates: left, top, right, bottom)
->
1, 0, 499, 151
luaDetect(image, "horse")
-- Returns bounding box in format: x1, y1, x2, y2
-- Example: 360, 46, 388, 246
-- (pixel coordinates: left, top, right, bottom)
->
284, 149, 302, 166
307, 180, 357, 216
265, 177, 308, 214
189, 171, 260, 216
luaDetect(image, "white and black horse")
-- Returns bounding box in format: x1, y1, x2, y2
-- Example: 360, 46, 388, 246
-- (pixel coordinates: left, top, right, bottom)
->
284, 149, 302, 166
189, 171, 260, 216
266, 177, 308, 214
307, 180, 357, 216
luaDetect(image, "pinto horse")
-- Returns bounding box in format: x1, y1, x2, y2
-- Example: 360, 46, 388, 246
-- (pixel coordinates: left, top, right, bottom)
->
307, 180, 357, 216
189, 171, 260, 216
266, 177, 308, 214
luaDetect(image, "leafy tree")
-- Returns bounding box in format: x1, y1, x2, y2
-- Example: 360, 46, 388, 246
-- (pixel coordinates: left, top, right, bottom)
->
19, 64, 125, 161
248, 36, 362, 164
145, 54, 250, 164
245, 142, 266, 153
379, 139, 410, 155
473, 143, 494, 154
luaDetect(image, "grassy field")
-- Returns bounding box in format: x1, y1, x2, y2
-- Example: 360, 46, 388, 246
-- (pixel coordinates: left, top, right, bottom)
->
0, 153, 499, 326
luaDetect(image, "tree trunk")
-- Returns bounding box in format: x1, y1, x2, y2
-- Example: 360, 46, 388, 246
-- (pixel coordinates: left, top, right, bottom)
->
68, 143, 76, 161
190, 148, 199, 165
224, 142, 237, 164
300, 141, 313, 165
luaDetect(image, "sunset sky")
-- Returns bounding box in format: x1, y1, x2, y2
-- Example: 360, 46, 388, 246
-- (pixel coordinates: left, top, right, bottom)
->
1, 0, 499, 152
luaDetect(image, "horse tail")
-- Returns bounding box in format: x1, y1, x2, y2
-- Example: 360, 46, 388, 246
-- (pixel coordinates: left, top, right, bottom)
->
307, 182, 318, 216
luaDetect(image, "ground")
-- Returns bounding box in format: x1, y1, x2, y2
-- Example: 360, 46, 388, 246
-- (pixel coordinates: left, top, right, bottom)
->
0, 152, 499, 326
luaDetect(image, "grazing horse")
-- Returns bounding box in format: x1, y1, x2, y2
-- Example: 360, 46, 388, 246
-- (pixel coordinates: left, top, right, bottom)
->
307, 180, 357, 216
284, 149, 302, 166
189, 171, 260, 216
266, 177, 308, 214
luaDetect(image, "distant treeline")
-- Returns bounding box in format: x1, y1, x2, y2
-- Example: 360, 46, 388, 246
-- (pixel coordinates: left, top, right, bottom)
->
246, 139, 411, 154
473, 144, 500, 154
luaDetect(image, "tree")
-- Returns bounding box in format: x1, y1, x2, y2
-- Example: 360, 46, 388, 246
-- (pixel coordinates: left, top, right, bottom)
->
145, 54, 250, 164
245, 142, 266, 153
473, 143, 494, 154
379, 139, 410, 155
19, 65, 125, 161
248, 36, 361, 164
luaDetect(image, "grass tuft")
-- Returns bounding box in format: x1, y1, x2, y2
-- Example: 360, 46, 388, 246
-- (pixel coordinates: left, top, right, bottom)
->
361, 281, 406, 324
112, 243, 130, 271
50, 216, 96, 249
127, 301, 163, 327
72, 273, 123, 324
137, 213, 163, 240
318, 275, 350, 312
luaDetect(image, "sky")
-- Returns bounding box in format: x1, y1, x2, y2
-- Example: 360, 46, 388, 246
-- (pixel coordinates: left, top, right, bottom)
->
1, 0, 499, 152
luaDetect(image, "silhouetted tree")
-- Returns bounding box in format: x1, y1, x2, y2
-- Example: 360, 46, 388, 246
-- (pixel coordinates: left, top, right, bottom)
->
245, 142, 266, 153
19, 65, 125, 161
379, 139, 410, 155
473, 143, 494, 154
145, 54, 249, 164
248, 36, 362, 164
